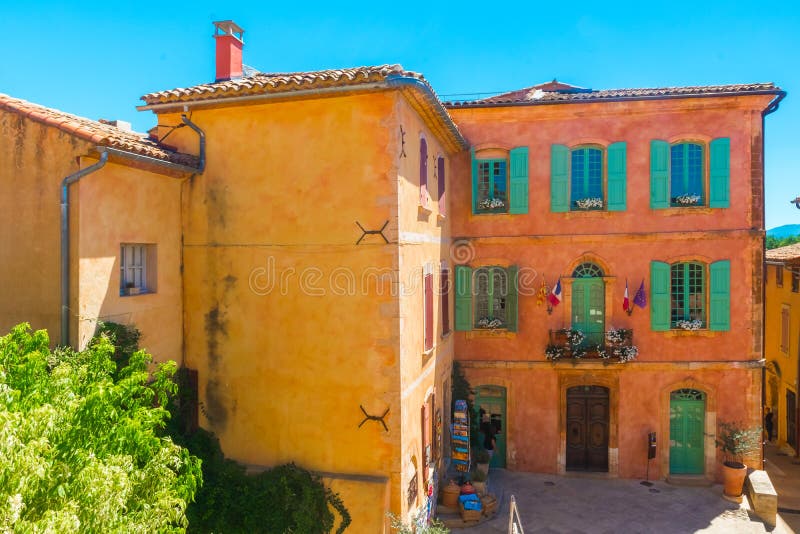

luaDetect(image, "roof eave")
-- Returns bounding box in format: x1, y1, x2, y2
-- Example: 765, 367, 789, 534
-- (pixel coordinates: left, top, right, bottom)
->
446, 89, 785, 110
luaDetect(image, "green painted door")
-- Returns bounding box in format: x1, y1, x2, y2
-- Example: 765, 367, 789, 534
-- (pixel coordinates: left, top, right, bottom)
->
475, 386, 506, 468
571, 278, 605, 345
669, 389, 706, 474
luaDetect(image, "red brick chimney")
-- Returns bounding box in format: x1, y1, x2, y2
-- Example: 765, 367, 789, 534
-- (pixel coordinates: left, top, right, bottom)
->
213, 20, 244, 82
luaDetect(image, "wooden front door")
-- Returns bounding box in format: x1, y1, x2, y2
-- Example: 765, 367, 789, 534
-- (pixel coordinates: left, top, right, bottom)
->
571, 278, 605, 346
566, 386, 609, 472
475, 386, 506, 468
669, 389, 705, 474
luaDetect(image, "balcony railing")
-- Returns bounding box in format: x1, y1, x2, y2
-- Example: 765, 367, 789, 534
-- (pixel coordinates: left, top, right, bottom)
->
546, 328, 638, 363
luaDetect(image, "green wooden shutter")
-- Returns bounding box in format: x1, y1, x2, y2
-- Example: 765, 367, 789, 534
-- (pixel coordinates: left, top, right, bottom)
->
455, 265, 473, 331
709, 138, 730, 208
651, 261, 671, 331
509, 147, 529, 214
709, 260, 731, 331
607, 142, 627, 211
551, 144, 569, 212
471, 148, 479, 214
650, 140, 670, 209
506, 266, 519, 332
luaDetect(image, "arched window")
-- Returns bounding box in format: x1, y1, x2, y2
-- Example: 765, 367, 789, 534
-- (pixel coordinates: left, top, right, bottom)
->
572, 262, 604, 278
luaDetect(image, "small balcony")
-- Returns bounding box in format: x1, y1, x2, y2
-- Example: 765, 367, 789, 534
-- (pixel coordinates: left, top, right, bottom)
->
546, 328, 638, 363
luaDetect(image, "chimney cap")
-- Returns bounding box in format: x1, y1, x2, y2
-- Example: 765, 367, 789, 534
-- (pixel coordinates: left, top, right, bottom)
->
213, 20, 244, 42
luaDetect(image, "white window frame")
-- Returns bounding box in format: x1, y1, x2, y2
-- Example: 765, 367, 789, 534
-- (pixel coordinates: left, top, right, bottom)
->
120, 244, 148, 295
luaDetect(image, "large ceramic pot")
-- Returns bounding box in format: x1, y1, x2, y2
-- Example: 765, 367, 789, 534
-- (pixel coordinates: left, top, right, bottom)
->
722, 461, 748, 497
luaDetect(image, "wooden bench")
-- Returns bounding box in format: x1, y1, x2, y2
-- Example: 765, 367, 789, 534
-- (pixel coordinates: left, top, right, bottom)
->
746, 469, 777, 527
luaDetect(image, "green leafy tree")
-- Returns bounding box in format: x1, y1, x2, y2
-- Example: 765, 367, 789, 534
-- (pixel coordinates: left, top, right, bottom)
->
766, 235, 800, 250
0, 323, 201, 532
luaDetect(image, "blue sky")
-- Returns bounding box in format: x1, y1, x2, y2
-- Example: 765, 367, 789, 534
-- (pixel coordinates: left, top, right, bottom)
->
2, 1, 798, 228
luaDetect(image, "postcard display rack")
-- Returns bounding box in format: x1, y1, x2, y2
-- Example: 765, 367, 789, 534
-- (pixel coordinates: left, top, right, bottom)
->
452, 400, 470, 472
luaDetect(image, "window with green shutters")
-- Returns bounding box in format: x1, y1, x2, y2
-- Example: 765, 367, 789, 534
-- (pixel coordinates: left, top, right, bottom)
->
471, 147, 529, 214
550, 142, 627, 212
454, 265, 518, 332
650, 138, 730, 209
650, 260, 730, 331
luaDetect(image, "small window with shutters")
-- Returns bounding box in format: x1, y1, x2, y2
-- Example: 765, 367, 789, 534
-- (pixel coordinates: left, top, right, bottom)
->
550, 142, 627, 212
441, 261, 450, 336
471, 147, 528, 214
777, 265, 784, 287
781, 306, 791, 353
437, 156, 446, 216
424, 263, 434, 352
454, 265, 518, 332
793, 267, 800, 293
650, 138, 730, 209
650, 259, 730, 332
120, 243, 157, 296
419, 136, 429, 208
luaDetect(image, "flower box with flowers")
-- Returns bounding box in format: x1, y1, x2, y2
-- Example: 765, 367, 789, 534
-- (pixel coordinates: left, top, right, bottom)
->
675, 319, 703, 331
547, 328, 638, 363
479, 198, 505, 210
477, 317, 504, 329
674, 194, 701, 206
574, 197, 603, 210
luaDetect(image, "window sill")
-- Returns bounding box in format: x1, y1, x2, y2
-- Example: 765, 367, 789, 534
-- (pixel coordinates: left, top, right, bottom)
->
662, 329, 719, 338
422, 347, 435, 359
466, 329, 516, 339
418, 203, 432, 216
437, 212, 446, 221
656, 207, 715, 216
441, 331, 452, 340
120, 289, 153, 297
562, 210, 614, 219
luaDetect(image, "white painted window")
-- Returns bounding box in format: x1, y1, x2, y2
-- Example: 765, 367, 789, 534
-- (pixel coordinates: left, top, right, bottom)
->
120, 244, 150, 295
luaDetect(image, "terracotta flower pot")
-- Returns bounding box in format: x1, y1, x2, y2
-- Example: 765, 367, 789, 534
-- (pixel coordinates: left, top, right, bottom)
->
722, 461, 748, 497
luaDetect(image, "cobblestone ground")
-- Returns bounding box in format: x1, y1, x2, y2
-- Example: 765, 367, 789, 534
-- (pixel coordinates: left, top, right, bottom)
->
460, 469, 790, 534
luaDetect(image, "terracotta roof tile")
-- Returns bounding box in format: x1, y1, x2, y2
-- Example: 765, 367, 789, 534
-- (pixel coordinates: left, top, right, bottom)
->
766, 243, 800, 262
446, 81, 783, 108
141, 64, 423, 106
0, 93, 198, 168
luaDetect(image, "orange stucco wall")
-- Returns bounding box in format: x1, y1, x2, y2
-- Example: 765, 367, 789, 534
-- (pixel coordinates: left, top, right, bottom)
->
0, 111, 182, 364
0, 110, 88, 339
448, 95, 770, 480
71, 158, 184, 362
152, 90, 458, 530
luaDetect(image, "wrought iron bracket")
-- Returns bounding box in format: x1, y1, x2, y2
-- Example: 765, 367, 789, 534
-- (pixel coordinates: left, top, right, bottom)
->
355, 220, 389, 245
358, 404, 390, 432
399, 125, 407, 158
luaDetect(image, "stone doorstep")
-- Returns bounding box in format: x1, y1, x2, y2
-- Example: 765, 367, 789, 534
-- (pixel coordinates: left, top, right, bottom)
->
746, 469, 778, 528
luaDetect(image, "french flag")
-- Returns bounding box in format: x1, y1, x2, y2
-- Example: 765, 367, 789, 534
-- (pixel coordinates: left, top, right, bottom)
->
548, 278, 562, 307
623, 279, 630, 312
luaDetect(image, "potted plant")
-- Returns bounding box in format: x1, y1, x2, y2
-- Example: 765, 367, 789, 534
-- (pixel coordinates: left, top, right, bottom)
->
715, 421, 762, 498
474, 448, 490, 477
470, 468, 488, 496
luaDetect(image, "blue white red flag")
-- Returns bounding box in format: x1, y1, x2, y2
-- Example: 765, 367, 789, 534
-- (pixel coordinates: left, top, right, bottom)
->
548, 278, 562, 307
623, 279, 630, 312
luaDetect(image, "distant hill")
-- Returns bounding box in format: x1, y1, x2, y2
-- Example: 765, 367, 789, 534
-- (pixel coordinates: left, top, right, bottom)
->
768, 224, 800, 238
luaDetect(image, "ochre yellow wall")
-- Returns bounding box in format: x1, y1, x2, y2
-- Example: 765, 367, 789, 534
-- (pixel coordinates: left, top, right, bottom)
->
72, 158, 184, 363
156, 92, 411, 531
765, 262, 800, 450
395, 95, 454, 519
0, 110, 90, 340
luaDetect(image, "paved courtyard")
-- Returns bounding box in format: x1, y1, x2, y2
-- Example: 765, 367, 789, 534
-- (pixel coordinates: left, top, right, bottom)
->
458, 469, 795, 533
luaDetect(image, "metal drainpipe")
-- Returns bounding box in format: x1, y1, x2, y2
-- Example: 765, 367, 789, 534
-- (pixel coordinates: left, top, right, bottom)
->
181, 114, 206, 173
60, 151, 109, 346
